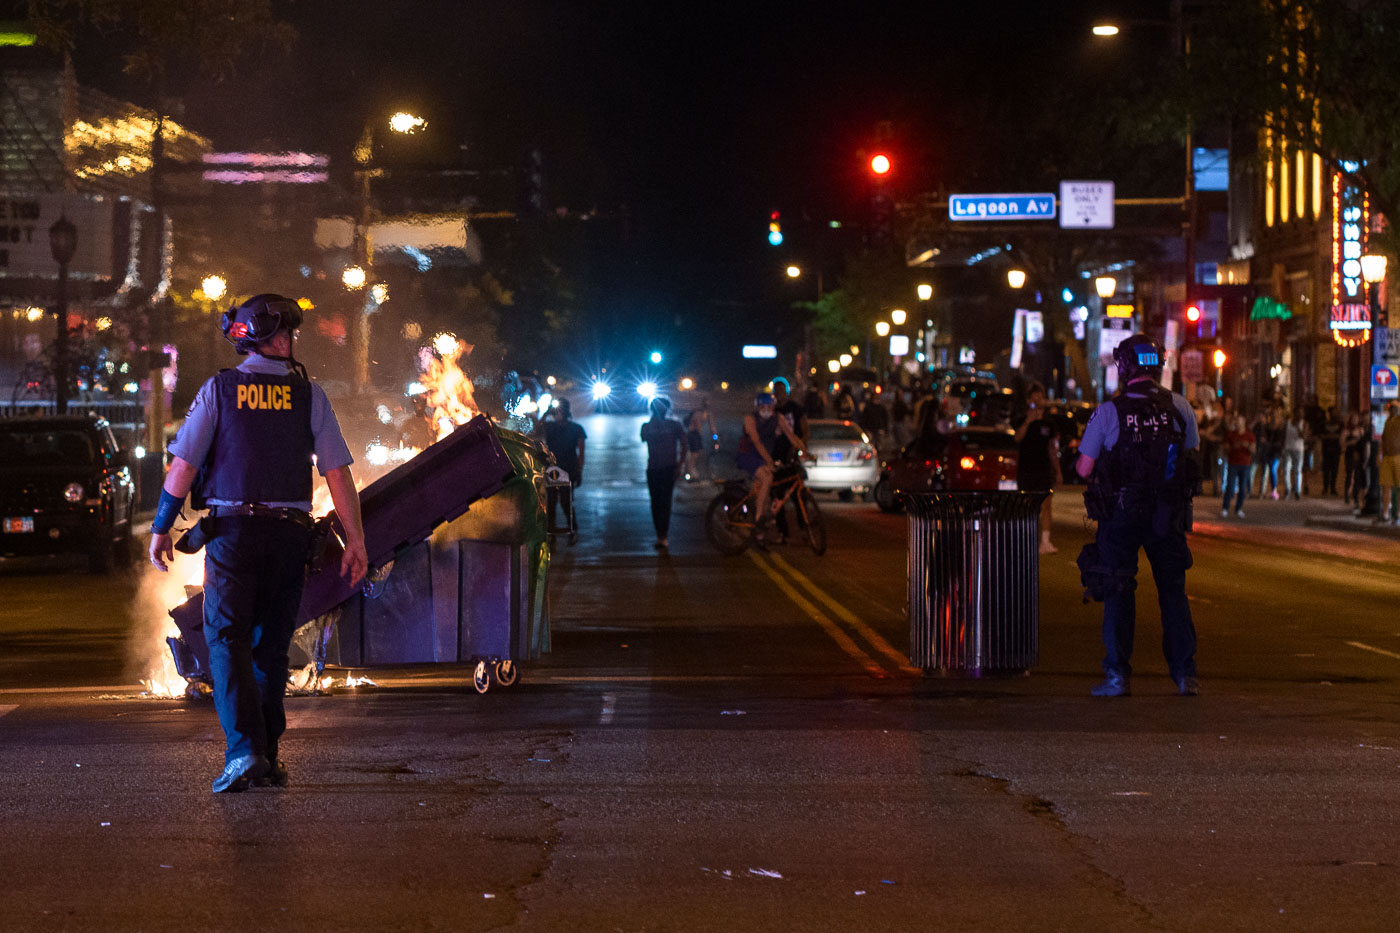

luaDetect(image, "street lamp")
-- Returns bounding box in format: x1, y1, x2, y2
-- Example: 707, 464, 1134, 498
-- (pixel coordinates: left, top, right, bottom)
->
1007, 268, 1027, 290
48, 213, 77, 414
875, 321, 890, 337
200, 275, 227, 303
786, 265, 801, 279
1360, 252, 1389, 517
917, 283, 933, 302
1094, 276, 1117, 299
342, 265, 367, 290
1088, 276, 1118, 402
890, 308, 907, 326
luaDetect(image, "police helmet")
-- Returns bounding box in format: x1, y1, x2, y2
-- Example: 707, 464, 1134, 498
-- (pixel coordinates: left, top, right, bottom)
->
220, 294, 304, 354
1112, 333, 1164, 383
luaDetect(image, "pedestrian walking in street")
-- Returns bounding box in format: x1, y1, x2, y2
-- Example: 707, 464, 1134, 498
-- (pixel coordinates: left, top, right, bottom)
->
149, 294, 369, 793
1344, 411, 1368, 506
1076, 333, 1201, 698
1319, 406, 1343, 495
1282, 408, 1308, 500
1259, 408, 1286, 499
1015, 381, 1061, 553
1220, 413, 1255, 518
683, 399, 717, 481
541, 398, 587, 540
640, 397, 688, 549
1376, 401, 1400, 524
1196, 400, 1222, 496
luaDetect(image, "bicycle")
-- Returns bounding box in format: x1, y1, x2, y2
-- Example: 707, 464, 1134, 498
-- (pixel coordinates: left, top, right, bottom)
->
704, 459, 827, 556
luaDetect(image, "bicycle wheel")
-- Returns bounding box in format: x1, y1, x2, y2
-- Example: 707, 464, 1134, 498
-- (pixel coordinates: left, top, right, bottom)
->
705, 490, 754, 555
798, 489, 827, 555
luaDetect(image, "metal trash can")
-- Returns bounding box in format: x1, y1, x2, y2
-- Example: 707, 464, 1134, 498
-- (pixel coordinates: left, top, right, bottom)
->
905, 491, 1048, 675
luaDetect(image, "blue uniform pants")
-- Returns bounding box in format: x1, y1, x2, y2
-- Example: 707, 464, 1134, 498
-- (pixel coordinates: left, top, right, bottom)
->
203, 516, 311, 766
1096, 506, 1197, 680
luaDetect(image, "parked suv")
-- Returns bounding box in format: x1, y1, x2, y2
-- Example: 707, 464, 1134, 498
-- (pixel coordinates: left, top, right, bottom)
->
0, 414, 137, 572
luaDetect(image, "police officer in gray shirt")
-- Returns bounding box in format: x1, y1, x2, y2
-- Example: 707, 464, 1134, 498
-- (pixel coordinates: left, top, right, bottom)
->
149, 294, 368, 792
1076, 334, 1201, 699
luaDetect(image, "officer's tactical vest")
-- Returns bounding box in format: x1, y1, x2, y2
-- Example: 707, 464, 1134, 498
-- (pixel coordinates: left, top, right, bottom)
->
1099, 386, 1187, 501
195, 369, 314, 505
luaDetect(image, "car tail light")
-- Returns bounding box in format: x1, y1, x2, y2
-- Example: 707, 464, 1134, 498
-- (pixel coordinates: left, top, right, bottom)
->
959, 456, 976, 471
857, 445, 874, 461
63, 482, 84, 503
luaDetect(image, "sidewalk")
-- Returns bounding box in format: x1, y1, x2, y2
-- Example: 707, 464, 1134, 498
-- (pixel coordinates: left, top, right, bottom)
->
1056, 482, 1400, 541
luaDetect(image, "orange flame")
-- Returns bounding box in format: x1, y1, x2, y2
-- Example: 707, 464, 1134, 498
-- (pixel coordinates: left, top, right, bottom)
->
418, 339, 480, 440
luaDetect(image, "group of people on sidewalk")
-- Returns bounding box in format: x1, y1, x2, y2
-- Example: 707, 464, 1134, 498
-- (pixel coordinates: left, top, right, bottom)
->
1198, 396, 1400, 521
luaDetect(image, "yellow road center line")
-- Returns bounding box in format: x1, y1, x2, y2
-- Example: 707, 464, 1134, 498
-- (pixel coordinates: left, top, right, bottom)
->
768, 552, 921, 675
747, 551, 886, 678
1347, 640, 1400, 661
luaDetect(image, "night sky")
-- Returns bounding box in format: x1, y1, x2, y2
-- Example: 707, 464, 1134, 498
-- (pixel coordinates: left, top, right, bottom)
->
43, 0, 1173, 359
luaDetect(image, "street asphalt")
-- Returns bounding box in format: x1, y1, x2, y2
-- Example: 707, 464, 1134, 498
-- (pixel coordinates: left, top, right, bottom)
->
2, 410, 1399, 931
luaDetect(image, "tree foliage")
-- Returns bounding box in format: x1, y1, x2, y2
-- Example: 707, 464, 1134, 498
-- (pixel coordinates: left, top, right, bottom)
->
26, 0, 296, 87
1184, 0, 1400, 251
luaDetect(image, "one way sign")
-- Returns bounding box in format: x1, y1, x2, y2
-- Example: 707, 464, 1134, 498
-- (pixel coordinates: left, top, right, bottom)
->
1059, 180, 1115, 229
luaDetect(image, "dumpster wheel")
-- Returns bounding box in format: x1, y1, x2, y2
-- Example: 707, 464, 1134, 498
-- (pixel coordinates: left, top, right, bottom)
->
494, 660, 519, 687
472, 660, 491, 694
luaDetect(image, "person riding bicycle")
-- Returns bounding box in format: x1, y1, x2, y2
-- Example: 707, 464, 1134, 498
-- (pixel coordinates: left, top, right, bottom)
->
736, 391, 807, 538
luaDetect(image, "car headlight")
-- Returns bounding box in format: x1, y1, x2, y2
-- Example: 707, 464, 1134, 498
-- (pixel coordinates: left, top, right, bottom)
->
63, 482, 84, 503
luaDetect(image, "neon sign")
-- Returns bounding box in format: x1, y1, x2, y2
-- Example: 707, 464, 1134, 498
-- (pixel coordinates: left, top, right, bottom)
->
1331, 163, 1371, 346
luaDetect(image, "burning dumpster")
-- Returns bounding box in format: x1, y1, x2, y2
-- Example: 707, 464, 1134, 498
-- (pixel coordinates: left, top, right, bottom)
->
165, 414, 552, 693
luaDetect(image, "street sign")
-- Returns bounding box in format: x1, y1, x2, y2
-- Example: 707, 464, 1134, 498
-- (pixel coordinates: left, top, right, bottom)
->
1106, 303, 1134, 318
1372, 364, 1399, 400
1059, 180, 1115, 229
1024, 310, 1044, 343
1375, 327, 1400, 364
948, 193, 1056, 222
1180, 349, 1204, 384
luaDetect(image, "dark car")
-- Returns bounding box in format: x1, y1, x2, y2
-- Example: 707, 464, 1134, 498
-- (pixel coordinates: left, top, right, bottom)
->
0, 414, 137, 572
873, 426, 1020, 513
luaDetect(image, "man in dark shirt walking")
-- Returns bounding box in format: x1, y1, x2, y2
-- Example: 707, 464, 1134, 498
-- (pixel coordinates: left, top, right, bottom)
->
1015, 381, 1061, 554
542, 398, 587, 541
640, 397, 687, 549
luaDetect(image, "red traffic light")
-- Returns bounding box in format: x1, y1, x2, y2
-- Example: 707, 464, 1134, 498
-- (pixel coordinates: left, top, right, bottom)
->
869, 153, 891, 176
1185, 304, 1201, 323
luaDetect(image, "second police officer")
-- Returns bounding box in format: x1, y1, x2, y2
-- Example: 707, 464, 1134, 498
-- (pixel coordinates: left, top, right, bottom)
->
149, 294, 369, 793
1075, 333, 1202, 698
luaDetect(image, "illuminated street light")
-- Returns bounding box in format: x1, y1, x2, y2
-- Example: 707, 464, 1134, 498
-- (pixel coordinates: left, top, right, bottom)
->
890, 308, 907, 326
200, 274, 227, 302
1007, 269, 1027, 290
370, 282, 390, 304
650, 350, 663, 365
1094, 276, 1117, 299
546, 375, 557, 386
680, 377, 695, 390
786, 265, 802, 278
917, 283, 933, 301
839, 353, 853, 367
870, 153, 891, 175
827, 359, 841, 373
1213, 348, 1227, 368
342, 265, 367, 289
1361, 253, 1388, 285
1091, 23, 1120, 36
389, 111, 427, 134
637, 380, 658, 401
875, 321, 890, 337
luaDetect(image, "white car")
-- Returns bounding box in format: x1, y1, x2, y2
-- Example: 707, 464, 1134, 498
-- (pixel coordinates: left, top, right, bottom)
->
802, 419, 878, 500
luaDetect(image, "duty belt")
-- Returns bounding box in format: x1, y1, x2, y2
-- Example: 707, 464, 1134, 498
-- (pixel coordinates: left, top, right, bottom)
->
209, 503, 314, 530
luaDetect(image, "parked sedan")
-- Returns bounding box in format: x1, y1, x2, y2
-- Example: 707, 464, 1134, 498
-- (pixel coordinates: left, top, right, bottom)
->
802, 419, 878, 500
873, 426, 1019, 513
0, 414, 136, 572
